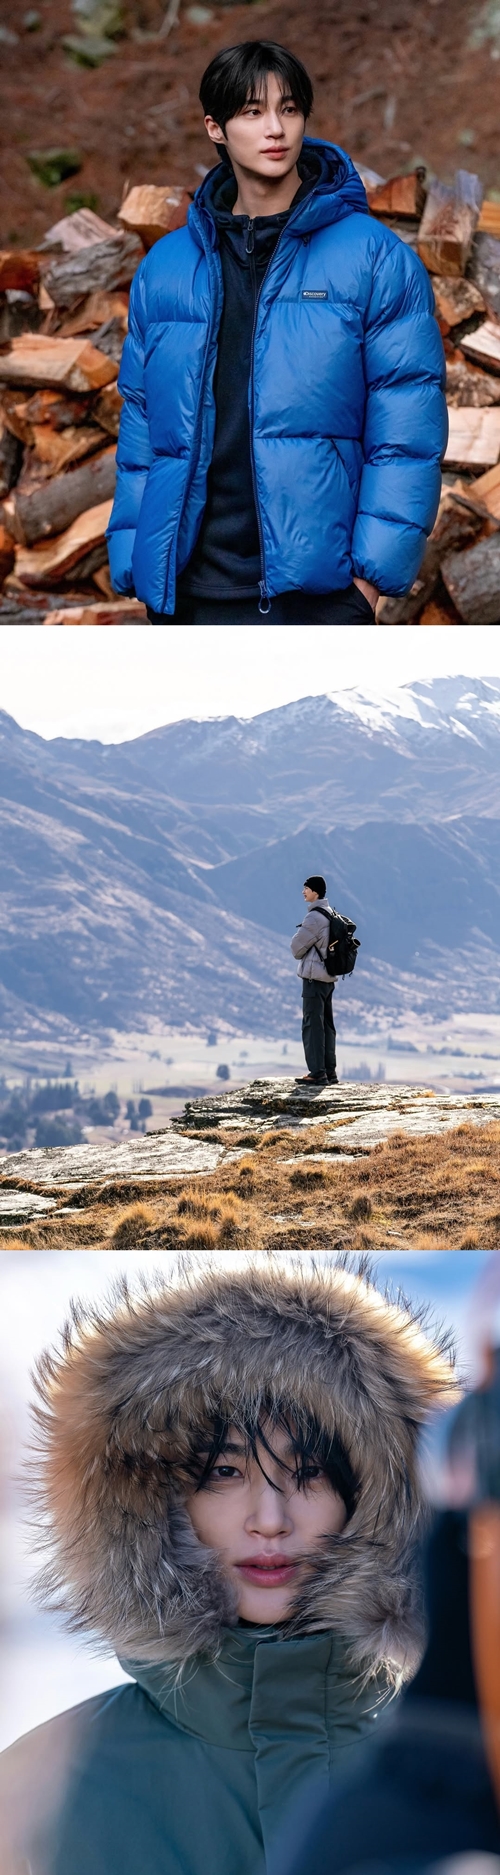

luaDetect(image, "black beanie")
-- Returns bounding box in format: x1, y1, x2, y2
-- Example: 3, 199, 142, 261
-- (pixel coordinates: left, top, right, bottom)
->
304, 875, 326, 897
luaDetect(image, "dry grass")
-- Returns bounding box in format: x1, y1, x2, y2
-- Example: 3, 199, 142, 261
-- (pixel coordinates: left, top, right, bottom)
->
2, 1116, 500, 1251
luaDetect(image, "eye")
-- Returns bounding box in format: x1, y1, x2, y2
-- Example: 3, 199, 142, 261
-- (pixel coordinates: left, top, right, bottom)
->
211, 1464, 242, 1479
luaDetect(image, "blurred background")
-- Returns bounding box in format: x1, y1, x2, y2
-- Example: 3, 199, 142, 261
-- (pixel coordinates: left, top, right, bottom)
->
0, 1248, 494, 1753
1, 0, 500, 246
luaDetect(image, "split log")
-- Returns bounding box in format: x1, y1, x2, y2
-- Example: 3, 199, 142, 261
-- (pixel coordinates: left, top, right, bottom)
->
15, 498, 113, 586
118, 184, 191, 248
441, 533, 500, 623
0, 386, 93, 443
0, 251, 39, 295
93, 382, 123, 437
366, 168, 426, 220
466, 461, 500, 520
47, 598, 147, 624
7, 445, 116, 544
446, 358, 500, 407
41, 235, 142, 310
59, 291, 129, 336
469, 235, 500, 323
0, 523, 15, 586
444, 406, 500, 468
418, 170, 483, 277
28, 425, 104, 477
0, 418, 22, 497
478, 203, 500, 238
0, 335, 118, 393
461, 320, 500, 375
376, 487, 483, 622
432, 275, 485, 332
43, 209, 126, 254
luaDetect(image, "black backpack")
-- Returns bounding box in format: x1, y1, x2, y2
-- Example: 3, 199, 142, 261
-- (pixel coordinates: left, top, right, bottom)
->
314, 905, 360, 979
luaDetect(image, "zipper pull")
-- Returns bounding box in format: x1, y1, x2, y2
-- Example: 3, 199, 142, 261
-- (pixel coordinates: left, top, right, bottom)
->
245, 218, 255, 254
258, 580, 271, 615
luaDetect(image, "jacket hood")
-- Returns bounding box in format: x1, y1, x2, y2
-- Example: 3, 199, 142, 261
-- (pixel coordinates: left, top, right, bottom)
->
31, 1258, 455, 1680
189, 139, 368, 251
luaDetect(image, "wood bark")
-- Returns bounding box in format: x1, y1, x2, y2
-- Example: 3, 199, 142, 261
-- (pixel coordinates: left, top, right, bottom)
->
0, 386, 93, 442
376, 490, 483, 622
43, 208, 125, 253
93, 382, 123, 436
0, 335, 118, 393
441, 533, 500, 622
469, 235, 500, 323
446, 359, 500, 408
366, 169, 426, 220
432, 275, 485, 331
41, 230, 142, 310
30, 424, 105, 476
461, 320, 500, 375
8, 445, 116, 545
118, 184, 191, 248
418, 170, 483, 277
0, 419, 22, 497
15, 497, 113, 586
59, 290, 129, 337
444, 406, 500, 468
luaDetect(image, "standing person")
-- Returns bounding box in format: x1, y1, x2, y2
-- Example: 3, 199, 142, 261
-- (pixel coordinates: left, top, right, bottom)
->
0, 1260, 453, 1875
106, 40, 447, 625
291, 875, 337, 1086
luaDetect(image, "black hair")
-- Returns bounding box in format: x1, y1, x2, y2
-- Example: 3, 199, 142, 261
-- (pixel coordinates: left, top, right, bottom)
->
199, 40, 314, 136
186, 1403, 359, 1520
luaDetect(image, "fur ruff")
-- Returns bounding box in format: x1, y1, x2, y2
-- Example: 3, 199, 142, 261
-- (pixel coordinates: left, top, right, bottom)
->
30, 1257, 456, 1681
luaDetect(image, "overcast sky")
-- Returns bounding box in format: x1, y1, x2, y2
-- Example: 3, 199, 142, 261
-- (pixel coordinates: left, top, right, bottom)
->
2, 624, 500, 741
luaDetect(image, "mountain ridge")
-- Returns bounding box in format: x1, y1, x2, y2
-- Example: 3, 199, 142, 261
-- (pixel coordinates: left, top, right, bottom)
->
1, 677, 499, 1041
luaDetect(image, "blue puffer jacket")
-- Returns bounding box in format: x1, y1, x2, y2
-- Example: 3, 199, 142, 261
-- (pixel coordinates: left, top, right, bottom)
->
107, 140, 448, 613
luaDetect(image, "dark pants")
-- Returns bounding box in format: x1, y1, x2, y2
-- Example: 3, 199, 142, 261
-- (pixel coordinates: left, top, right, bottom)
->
147, 583, 375, 625
302, 980, 336, 1078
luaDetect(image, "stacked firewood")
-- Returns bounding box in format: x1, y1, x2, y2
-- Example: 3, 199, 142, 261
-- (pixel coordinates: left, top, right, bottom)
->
361, 165, 500, 622
0, 186, 189, 619
1, 169, 500, 622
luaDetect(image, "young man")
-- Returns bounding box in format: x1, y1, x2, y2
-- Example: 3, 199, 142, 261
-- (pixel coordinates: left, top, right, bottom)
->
0, 1260, 453, 1875
291, 874, 337, 1086
107, 41, 447, 625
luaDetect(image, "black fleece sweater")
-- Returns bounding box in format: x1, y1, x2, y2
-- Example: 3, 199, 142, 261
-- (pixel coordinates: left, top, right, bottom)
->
178, 156, 321, 603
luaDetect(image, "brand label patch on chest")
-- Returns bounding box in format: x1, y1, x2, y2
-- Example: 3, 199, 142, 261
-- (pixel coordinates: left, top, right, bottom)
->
302, 289, 328, 299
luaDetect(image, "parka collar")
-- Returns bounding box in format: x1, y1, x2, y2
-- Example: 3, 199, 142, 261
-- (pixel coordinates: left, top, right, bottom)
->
188, 137, 368, 253
121, 1625, 381, 1752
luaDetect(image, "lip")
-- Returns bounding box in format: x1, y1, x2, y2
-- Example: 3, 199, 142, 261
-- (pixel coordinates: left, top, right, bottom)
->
263, 148, 287, 158
236, 1555, 299, 1586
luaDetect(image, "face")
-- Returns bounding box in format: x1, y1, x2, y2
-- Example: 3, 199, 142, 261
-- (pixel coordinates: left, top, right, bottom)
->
303, 886, 319, 902
185, 1421, 347, 1624
205, 71, 305, 183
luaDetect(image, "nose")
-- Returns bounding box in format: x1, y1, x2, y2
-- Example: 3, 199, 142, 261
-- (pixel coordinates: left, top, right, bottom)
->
265, 110, 285, 138
245, 1478, 293, 1539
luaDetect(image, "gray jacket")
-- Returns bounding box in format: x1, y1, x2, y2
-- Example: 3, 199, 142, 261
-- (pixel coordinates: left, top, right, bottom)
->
290, 897, 334, 983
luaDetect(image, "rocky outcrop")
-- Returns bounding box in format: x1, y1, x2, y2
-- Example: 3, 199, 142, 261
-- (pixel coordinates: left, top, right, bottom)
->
174, 1077, 500, 1151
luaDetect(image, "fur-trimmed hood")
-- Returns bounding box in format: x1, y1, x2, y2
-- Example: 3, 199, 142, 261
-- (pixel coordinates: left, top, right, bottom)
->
31, 1258, 455, 1681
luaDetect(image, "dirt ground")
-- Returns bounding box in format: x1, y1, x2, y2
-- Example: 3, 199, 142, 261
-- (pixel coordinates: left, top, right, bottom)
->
2, 1114, 499, 1250
2, 0, 500, 247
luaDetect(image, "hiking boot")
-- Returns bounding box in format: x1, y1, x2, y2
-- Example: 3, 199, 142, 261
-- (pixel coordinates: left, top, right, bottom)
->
327, 1074, 339, 1084
294, 1073, 328, 1086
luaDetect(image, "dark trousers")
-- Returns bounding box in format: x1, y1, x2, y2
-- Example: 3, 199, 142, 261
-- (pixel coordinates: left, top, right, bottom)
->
147, 583, 375, 625
302, 980, 337, 1077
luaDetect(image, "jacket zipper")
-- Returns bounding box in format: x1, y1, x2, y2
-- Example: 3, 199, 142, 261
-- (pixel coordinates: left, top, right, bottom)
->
165, 235, 223, 615
246, 217, 271, 616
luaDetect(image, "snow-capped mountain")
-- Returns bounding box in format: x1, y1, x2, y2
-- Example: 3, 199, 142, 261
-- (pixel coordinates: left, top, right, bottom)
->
0, 677, 499, 1039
